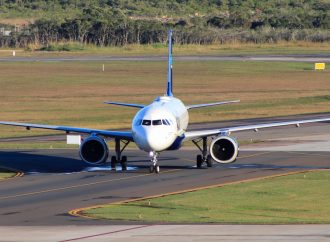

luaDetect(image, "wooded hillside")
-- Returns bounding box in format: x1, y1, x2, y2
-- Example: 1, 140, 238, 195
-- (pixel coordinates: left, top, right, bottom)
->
0, 0, 329, 48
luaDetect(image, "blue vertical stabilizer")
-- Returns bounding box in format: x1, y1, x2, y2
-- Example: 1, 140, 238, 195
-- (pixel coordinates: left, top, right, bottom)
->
166, 30, 173, 97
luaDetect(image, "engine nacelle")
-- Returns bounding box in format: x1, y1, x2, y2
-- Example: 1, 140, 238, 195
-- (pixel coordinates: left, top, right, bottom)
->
210, 136, 239, 164
79, 136, 109, 165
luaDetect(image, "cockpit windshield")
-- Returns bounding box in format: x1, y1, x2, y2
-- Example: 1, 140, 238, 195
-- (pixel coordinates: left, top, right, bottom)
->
139, 119, 172, 126
152, 120, 162, 125
142, 120, 151, 126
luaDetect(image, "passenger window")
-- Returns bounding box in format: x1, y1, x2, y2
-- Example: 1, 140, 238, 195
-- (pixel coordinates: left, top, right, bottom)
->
142, 120, 151, 126
152, 120, 162, 125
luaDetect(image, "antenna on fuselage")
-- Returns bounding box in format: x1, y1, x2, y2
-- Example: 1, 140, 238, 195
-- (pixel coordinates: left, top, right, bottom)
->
166, 29, 173, 97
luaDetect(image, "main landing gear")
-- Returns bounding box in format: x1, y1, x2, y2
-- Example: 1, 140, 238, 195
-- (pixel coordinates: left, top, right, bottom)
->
149, 151, 160, 174
192, 137, 213, 168
111, 138, 130, 171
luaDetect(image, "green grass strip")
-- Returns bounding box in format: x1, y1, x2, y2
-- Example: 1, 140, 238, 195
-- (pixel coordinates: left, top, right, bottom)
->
84, 170, 330, 224
0, 169, 16, 180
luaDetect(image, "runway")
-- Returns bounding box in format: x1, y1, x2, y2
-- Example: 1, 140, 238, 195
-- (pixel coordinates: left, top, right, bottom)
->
0, 54, 329, 62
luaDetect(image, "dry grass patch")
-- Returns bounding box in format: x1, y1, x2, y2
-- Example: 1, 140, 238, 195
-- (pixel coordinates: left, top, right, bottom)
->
0, 42, 329, 56
0, 61, 329, 139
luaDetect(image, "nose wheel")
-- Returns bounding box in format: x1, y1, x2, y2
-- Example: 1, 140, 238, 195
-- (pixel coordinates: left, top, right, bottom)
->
149, 151, 160, 174
149, 164, 160, 173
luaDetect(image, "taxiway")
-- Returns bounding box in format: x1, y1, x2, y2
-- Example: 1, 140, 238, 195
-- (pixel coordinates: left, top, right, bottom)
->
0, 115, 330, 226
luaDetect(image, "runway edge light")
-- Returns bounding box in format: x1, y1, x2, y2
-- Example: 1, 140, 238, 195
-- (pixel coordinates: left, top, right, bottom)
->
314, 63, 325, 70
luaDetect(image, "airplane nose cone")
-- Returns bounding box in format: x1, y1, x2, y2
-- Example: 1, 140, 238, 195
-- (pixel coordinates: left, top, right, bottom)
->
133, 127, 174, 152
145, 132, 167, 151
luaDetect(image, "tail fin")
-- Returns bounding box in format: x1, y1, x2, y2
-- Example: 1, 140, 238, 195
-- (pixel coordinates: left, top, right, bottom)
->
166, 29, 173, 97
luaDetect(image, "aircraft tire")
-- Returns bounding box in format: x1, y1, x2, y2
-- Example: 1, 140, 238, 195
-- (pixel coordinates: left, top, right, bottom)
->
121, 156, 127, 171
155, 165, 160, 174
197, 155, 203, 168
206, 155, 213, 167
111, 156, 117, 170
149, 165, 154, 173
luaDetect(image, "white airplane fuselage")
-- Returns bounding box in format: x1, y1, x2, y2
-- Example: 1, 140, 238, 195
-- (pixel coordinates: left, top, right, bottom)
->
132, 96, 188, 152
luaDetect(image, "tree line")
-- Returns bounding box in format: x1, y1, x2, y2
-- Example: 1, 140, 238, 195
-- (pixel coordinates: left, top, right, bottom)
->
0, 1, 329, 48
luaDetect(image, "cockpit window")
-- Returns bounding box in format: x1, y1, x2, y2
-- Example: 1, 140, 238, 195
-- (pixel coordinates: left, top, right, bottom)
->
152, 120, 162, 125
142, 120, 151, 126
162, 119, 171, 125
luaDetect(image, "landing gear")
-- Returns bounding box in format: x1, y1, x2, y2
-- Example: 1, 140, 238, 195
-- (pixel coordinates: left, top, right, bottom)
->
149, 151, 160, 174
121, 156, 127, 171
111, 156, 117, 170
192, 137, 213, 169
206, 154, 213, 167
111, 138, 130, 171
196, 155, 203, 168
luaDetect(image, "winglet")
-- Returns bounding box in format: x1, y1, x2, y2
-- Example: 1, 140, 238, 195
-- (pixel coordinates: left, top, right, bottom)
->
166, 29, 173, 97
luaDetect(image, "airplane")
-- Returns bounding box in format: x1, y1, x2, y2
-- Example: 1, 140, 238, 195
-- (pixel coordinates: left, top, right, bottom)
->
1, 30, 330, 174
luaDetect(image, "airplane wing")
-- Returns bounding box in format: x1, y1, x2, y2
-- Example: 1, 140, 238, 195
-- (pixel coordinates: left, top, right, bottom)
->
0, 121, 133, 141
186, 100, 240, 110
184, 117, 330, 141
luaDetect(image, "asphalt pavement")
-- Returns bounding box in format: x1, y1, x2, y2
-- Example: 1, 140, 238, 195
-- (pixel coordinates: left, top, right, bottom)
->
0, 115, 330, 226
0, 116, 330, 241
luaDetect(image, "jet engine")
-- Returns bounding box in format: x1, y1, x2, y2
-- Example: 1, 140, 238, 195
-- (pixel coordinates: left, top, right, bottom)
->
79, 136, 109, 164
210, 136, 239, 164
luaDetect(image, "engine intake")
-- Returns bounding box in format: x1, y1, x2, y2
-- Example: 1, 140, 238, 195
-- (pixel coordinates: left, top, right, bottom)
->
210, 136, 239, 164
79, 136, 109, 164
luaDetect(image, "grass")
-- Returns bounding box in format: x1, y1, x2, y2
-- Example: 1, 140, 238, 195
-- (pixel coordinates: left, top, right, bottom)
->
0, 142, 78, 149
0, 168, 16, 180
0, 60, 329, 140
0, 41, 329, 56
83, 170, 330, 224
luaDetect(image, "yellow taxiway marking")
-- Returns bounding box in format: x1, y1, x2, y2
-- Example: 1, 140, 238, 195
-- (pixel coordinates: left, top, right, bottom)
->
0, 169, 181, 201
70, 168, 327, 220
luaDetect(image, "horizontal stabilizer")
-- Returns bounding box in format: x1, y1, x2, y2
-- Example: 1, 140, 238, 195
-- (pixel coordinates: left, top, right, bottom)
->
186, 100, 240, 110
104, 101, 145, 109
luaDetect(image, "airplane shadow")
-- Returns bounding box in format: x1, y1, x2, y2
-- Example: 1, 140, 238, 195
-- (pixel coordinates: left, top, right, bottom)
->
0, 150, 91, 174
2, 150, 326, 175
0, 150, 194, 174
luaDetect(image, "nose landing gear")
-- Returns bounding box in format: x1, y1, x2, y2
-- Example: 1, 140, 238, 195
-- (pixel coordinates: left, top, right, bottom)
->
149, 151, 160, 174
